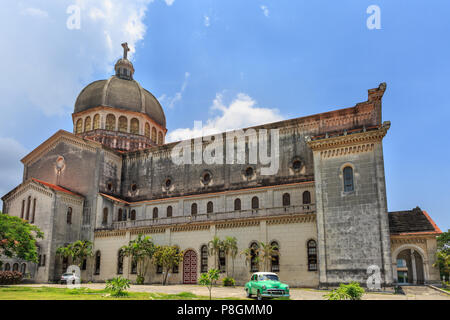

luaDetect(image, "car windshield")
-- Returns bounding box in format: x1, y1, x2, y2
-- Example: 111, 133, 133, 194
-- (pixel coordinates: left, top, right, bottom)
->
258, 274, 279, 281
63, 273, 75, 277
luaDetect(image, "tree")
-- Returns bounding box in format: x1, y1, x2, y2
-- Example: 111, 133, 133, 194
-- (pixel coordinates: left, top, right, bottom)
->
56, 240, 93, 268
0, 213, 43, 268
434, 229, 450, 281
121, 234, 156, 284
223, 236, 238, 277
259, 242, 279, 272
208, 236, 222, 269
199, 268, 220, 300
153, 245, 183, 285
240, 246, 260, 272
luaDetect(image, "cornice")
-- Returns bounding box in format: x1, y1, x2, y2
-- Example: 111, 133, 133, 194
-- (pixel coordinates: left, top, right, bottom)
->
306, 121, 390, 151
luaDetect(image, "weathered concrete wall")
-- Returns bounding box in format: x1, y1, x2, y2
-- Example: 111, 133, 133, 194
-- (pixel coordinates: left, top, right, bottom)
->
313, 139, 393, 286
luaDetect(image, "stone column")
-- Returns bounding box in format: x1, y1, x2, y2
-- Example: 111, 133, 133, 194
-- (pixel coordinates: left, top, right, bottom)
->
410, 249, 417, 284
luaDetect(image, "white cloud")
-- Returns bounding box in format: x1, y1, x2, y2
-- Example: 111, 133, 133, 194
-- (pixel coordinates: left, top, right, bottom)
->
0, 138, 28, 204
260, 5, 269, 17
204, 15, 210, 27
159, 72, 191, 109
165, 0, 175, 5
21, 7, 49, 18
166, 93, 283, 142
0, 1, 155, 117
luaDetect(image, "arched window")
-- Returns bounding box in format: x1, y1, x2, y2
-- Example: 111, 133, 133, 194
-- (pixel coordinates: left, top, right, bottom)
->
21, 199, 25, 219
153, 207, 158, 219
250, 242, 259, 272
145, 123, 150, 138
234, 198, 241, 211
106, 114, 116, 131
20, 263, 26, 274
4, 263, 10, 271
167, 206, 173, 218
282, 193, 290, 206
102, 208, 108, 225
130, 118, 139, 134
251, 196, 259, 210
84, 116, 91, 132
93, 114, 100, 130
117, 249, 124, 274
131, 257, 137, 274
76, 119, 83, 134
118, 209, 123, 222
207, 201, 214, 214
118, 116, 128, 133
307, 240, 317, 271
151, 127, 157, 142
94, 251, 101, 275
343, 166, 354, 192
26, 196, 31, 220
303, 191, 311, 204
201, 245, 208, 273
130, 210, 136, 221
191, 203, 197, 215
31, 198, 36, 223
62, 256, 69, 272
13, 263, 19, 272
67, 207, 72, 224
172, 247, 180, 273
158, 132, 163, 145
219, 248, 226, 273
271, 241, 280, 272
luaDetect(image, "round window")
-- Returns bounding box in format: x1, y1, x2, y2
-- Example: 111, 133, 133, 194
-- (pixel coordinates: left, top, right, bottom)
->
131, 184, 137, 192
245, 167, 254, 177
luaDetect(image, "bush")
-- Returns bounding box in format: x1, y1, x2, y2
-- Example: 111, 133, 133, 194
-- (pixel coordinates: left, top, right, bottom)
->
324, 282, 365, 300
136, 275, 145, 285
105, 276, 131, 297
222, 277, 235, 287
0, 271, 23, 285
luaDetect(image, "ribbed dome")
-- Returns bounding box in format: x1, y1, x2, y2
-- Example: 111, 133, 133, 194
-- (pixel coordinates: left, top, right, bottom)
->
74, 76, 166, 128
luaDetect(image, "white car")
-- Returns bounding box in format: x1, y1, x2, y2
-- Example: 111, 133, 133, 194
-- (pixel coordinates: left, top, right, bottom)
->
60, 272, 80, 284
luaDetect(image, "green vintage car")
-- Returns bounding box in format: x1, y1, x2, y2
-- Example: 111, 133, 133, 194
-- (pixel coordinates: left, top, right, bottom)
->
244, 272, 290, 300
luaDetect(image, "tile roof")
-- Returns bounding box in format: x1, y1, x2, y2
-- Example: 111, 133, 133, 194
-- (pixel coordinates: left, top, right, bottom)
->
388, 207, 442, 235
32, 178, 81, 197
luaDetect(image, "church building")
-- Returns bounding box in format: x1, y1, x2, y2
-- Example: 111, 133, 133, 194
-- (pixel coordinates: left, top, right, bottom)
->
1, 44, 442, 287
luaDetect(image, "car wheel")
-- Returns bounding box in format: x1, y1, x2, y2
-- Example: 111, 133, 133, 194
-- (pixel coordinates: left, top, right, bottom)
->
246, 288, 252, 298
257, 290, 262, 301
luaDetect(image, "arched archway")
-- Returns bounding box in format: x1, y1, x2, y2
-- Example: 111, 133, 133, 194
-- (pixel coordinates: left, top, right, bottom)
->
183, 249, 198, 284
392, 245, 428, 284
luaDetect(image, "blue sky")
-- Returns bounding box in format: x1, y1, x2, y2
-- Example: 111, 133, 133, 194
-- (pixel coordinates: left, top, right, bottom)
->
0, 1, 448, 230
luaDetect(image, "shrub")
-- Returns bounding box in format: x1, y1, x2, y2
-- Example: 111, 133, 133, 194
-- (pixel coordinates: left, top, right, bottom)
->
105, 276, 131, 297
324, 282, 365, 300
222, 276, 235, 287
0, 271, 23, 285
136, 275, 145, 285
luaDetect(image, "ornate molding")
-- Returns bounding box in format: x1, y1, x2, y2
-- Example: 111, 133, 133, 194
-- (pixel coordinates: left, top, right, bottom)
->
171, 224, 210, 233
216, 220, 260, 229
306, 121, 390, 152
266, 214, 316, 225
94, 230, 126, 238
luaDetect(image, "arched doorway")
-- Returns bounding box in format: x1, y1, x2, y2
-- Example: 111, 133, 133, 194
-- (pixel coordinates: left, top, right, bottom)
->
395, 248, 426, 284
183, 250, 198, 284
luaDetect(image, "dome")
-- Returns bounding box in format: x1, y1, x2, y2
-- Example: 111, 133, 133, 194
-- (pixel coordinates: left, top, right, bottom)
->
74, 76, 166, 128
74, 43, 166, 128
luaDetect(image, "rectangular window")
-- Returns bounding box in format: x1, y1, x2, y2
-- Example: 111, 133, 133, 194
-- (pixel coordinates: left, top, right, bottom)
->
156, 264, 162, 274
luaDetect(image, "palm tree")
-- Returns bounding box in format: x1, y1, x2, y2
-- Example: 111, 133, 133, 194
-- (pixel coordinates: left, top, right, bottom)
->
240, 245, 260, 272
208, 236, 222, 269
259, 242, 279, 272
224, 237, 238, 277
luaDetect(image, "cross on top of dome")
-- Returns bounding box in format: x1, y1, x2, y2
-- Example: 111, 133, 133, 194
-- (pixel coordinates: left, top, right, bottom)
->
122, 42, 130, 60
115, 42, 134, 80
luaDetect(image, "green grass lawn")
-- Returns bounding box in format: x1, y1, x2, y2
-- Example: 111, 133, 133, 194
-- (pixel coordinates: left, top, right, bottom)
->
0, 286, 291, 300
0, 286, 227, 300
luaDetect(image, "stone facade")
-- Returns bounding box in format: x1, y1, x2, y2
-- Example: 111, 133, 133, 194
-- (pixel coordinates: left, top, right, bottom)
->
0, 48, 443, 287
